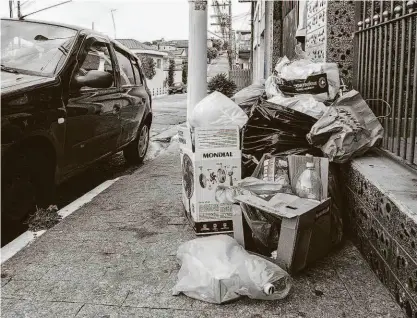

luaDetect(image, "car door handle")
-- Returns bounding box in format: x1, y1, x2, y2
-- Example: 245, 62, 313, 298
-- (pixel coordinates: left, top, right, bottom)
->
113, 104, 121, 114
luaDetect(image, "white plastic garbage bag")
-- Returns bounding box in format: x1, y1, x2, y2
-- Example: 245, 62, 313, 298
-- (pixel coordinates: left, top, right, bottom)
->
231, 82, 265, 105
268, 94, 327, 119
265, 75, 281, 99
190, 91, 249, 128
173, 235, 292, 304
275, 57, 340, 102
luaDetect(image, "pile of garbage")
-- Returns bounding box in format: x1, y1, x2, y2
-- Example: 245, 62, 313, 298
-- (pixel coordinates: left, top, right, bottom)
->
174, 52, 384, 305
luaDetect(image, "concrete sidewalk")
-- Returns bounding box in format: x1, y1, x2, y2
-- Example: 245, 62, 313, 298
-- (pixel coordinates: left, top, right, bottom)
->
1, 143, 403, 318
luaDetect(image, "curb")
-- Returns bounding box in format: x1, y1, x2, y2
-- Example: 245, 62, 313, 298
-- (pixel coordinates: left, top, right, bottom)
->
1, 178, 119, 264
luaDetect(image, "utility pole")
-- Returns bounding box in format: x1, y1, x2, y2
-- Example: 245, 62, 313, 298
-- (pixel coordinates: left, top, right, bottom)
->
228, 0, 232, 69
110, 9, 117, 39
17, 0, 21, 19
187, 0, 208, 124
92, 21, 94, 30
9, 0, 13, 18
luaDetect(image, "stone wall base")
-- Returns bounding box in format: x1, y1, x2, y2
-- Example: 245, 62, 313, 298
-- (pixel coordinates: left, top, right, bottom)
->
341, 152, 417, 318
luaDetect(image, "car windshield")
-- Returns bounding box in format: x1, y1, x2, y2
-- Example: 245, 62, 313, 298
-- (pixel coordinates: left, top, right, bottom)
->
174, 83, 182, 87
1, 20, 77, 77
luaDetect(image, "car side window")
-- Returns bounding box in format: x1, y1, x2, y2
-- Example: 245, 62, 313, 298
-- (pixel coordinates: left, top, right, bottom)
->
78, 41, 115, 88
115, 48, 135, 86
132, 60, 143, 86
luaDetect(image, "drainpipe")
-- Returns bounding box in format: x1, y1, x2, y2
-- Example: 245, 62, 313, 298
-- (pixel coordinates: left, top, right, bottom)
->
187, 0, 208, 125
264, 1, 273, 78
250, 1, 254, 82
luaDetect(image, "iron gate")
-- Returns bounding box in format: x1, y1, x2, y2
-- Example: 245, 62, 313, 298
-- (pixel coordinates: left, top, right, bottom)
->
354, 0, 416, 167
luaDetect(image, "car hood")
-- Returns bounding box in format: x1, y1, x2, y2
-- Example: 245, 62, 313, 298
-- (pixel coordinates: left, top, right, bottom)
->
1, 72, 57, 95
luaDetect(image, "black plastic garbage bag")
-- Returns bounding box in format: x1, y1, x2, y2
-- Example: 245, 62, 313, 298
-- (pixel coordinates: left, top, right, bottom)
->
242, 98, 318, 177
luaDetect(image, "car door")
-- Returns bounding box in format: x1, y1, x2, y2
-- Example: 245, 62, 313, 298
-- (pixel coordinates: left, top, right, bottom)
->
113, 45, 149, 148
64, 36, 121, 170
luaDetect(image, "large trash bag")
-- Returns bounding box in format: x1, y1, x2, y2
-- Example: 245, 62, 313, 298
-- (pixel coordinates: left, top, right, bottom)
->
275, 58, 340, 102
173, 235, 292, 304
242, 98, 318, 177
307, 90, 384, 163
190, 91, 249, 128
268, 94, 327, 119
230, 82, 265, 107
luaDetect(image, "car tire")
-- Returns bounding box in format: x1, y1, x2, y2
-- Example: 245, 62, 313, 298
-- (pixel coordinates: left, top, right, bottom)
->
123, 122, 150, 165
1, 147, 56, 225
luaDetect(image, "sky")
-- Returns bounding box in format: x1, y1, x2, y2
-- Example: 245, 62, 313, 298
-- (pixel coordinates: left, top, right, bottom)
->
1, 0, 251, 42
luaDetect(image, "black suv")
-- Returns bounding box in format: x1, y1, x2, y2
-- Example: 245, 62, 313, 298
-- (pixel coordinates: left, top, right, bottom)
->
1, 19, 152, 226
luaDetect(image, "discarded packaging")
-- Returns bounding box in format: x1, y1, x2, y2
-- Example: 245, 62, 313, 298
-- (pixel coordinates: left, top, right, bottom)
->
178, 125, 241, 235
173, 235, 292, 304
189, 91, 248, 128
233, 154, 338, 274
268, 94, 327, 119
242, 98, 317, 177
274, 57, 340, 102
307, 90, 384, 163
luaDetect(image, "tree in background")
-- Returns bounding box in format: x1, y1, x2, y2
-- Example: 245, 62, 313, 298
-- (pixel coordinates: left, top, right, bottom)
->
138, 55, 156, 80
207, 47, 218, 63
208, 73, 237, 98
143, 41, 152, 46
168, 59, 175, 87
212, 39, 222, 51
182, 60, 188, 85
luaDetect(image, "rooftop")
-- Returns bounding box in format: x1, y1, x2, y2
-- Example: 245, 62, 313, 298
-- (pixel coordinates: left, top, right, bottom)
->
116, 39, 155, 51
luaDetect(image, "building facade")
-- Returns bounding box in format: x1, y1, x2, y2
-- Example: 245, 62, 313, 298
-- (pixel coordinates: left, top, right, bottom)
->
116, 39, 168, 97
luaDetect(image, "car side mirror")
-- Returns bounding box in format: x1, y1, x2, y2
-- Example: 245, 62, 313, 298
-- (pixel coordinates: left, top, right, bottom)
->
73, 70, 113, 89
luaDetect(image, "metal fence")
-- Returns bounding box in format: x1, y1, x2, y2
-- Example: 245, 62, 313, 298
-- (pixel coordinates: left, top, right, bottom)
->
229, 69, 252, 91
354, 0, 416, 167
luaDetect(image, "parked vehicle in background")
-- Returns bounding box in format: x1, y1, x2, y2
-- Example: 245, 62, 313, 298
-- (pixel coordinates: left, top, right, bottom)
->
1, 18, 153, 233
168, 82, 186, 94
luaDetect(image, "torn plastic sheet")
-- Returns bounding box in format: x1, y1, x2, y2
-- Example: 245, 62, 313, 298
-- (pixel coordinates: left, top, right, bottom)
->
173, 235, 292, 304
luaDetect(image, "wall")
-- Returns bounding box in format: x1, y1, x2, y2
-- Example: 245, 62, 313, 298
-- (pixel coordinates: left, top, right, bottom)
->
304, 0, 355, 87
341, 154, 417, 318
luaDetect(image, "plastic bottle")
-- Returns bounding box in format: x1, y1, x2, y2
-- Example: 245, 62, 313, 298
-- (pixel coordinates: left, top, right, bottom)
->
295, 161, 322, 200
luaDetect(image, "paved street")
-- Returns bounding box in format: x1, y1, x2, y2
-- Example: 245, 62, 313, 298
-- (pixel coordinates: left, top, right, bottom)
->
1, 141, 402, 318
1, 93, 187, 247
207, 53, 229, 81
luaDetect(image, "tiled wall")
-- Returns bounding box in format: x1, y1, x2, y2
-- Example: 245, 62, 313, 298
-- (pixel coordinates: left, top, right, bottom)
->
341, 164, 417, 318
325, 0, 355, 88
306, 0, 328, 62
305, 0, 355, 87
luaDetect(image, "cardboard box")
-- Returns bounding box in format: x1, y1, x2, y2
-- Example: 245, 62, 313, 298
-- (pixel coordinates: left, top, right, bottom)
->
232, 198, 331, 274
233, 153, 332, 274
179, 125, 242, 235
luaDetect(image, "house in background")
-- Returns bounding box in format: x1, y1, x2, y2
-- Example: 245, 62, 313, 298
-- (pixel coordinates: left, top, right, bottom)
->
235, 30, 251, 70
157, 39, 189, 57
116, 39, 168, 97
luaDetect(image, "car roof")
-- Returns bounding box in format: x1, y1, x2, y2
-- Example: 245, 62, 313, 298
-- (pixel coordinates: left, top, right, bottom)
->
2, 18, 138, 58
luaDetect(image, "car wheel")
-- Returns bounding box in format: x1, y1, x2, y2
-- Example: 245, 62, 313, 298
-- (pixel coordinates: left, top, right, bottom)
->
2, 148, 55, 224
123, 122, 150, 164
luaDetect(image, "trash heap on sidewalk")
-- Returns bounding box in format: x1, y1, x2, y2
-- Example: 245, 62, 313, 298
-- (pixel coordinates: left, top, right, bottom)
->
175, 50, 385, 304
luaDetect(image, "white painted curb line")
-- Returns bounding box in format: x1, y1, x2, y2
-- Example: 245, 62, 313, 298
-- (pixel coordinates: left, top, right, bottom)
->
1, 177, 120, 265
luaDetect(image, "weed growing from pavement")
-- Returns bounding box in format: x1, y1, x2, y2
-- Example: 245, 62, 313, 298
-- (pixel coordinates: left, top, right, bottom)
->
25, 205, 62, 232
